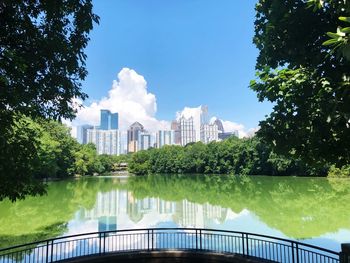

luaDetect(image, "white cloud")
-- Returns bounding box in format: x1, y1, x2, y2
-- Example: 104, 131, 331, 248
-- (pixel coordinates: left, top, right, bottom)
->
72, 68, 170, 134
176, 105, 202, 120
221, 120, 259, 138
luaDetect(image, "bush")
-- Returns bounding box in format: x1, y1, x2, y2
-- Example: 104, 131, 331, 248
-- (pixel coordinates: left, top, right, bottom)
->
327, 165, 350, 178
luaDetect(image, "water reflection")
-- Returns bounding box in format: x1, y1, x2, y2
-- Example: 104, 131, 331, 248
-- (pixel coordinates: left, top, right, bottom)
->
0, 175, 349, 252
77, 189, 229, 231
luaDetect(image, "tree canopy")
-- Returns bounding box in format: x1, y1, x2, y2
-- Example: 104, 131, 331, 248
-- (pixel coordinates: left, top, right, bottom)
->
0, 0, 99, 201
128, 137, 325, 177
250, 0, 350, 167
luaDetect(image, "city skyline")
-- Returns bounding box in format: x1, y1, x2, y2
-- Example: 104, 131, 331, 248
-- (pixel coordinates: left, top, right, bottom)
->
78, 106, 238, 155
71, 68, 258, 139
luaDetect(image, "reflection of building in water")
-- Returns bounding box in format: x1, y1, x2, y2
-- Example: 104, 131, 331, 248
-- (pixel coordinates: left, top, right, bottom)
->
98, 216, 117, 232
83, 189, 229, 229
126, 192, 176, 223
84, 191, 120, 219
203, 203, 228, 224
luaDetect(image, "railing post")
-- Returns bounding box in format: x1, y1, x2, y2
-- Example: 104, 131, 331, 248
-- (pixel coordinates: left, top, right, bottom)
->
103, 232, 106, 254
196, 230, 198, 250
99, 233, 102, 255
46, 240, 50, 263
50, 240, 54, 262
151, 229, 154, 250
291, 242, 299, 263
245, 234, 249, 256
199, 230, 202, 250
296, 243, 299, 263
241, 233, 245, 256
147, 230, 150, 251
340, 244, 350, 263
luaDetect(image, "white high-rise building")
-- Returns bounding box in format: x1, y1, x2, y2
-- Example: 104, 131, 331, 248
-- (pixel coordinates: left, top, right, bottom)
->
179, 117, 196, 146
200, 123, 219, 144
156, 130, 175, 148
178, 105, 209, 142
87, 127, 99, 145
87, 128, 121, 155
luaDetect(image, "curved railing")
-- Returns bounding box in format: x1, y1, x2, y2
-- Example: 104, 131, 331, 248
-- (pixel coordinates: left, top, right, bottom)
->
0, 228, 340, 263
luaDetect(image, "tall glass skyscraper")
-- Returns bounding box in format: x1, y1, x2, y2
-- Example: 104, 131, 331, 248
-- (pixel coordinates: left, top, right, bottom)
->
100, 109, 118, 130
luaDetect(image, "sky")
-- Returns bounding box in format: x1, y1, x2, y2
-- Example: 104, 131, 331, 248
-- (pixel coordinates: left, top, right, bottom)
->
72, 0, 272, 137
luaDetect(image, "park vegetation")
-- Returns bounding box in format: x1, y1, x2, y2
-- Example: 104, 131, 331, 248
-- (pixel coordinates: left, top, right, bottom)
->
0, 115, 131, 201
0, 0, 99, 201
128, 136, 327, 176
250, 0, 350, 167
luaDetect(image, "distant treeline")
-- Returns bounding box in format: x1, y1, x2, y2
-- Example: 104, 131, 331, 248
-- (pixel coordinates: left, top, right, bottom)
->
128, 137, 329, 176
9, 115, 131, 182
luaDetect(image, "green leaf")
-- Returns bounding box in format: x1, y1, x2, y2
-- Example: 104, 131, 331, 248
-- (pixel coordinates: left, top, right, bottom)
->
340, 27, 350, 34
326, 32, 340, 39
322, 39, 339, 46
339, 17, 350, 23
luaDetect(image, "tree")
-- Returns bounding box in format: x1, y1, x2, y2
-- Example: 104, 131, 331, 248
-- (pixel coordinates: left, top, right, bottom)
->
0, 114, 46, 201
36, 119, 80, 178
0, 0, 99, 201
250, 0, 350, 167
72, 143, 102, 176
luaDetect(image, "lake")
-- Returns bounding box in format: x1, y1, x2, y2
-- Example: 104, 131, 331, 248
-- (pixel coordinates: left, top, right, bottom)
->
0, 175, 349, 252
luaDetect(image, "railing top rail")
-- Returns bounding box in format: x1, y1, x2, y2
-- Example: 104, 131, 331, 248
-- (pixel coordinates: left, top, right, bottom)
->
0, 227, 340, 256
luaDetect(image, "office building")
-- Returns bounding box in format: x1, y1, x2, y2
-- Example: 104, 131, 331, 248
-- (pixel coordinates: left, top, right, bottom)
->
119, 131, 128, 154
218, 131, 238, 140
178, 105, 209, 142
77, 124, 93, 144
87, 128, 121, 155
100, 109, 118, 130
200, 123, 219, 144
171, 120, 181, 145
156, 130, 175, 148
179, 116, 196, 146
138, 132, 152, 151
213, 118, 224, 133
127, 122, 144, 153
87, 127, 99, 145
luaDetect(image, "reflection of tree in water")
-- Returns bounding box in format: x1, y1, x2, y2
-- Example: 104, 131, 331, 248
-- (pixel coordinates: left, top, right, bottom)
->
0, 222, 67, 249
124, 174, 350, 238
0, 177, 118, 247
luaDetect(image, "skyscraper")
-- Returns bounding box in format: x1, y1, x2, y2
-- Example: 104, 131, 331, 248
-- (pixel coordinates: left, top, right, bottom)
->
171, 120, 181, 145
100, 109, 118, 130
200, 123, 219, 144
138, 132, 152, 151
127, 122, 144, 153
77, 124, 93, 144
179, 105, 209, 142
213, 118, 224, 133
157, 130, 175, 148
87, 128, 121, 155
179, 116, 196, 146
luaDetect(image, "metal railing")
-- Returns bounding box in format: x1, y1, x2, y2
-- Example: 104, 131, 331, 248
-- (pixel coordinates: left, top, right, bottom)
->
0, 228, 340, 263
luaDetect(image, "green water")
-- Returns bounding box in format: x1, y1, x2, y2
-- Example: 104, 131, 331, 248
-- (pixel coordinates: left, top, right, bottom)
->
0, 175, 349, 251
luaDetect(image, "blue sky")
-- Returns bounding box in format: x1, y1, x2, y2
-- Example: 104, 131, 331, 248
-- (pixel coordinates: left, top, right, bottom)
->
79, 0, 272, 131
